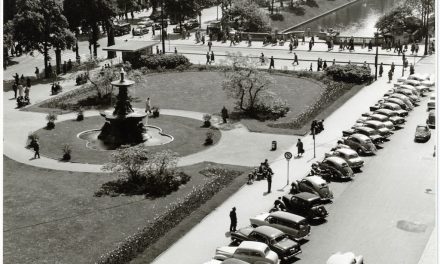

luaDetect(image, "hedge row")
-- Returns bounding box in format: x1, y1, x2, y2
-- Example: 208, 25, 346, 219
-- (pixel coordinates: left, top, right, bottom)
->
325, 64, 373, 84
96, 168, 243, 264
131, 54, 191, 70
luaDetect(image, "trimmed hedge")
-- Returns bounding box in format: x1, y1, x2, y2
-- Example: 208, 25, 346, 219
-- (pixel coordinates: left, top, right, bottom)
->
131, 54, 191, 70
96, 167, 243, 264
325, 64, 373, 84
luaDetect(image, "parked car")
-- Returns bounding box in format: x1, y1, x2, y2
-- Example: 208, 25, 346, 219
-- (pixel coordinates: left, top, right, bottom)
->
343, 126, 385, 145
114, 22, 131, 36
290, 176, 334, 200
426, 110, 435, 128
327, 252, 364, 264
231, 226, 302, 262
421, 80, 435, 91
185, 18, 200, 29
404, 79, 421, 87
318, 156, 354, 179
153, 20, 168, 29
138, 18, 154, 27
386, 96, 415, 110
388, 93, 414, 110
133, 25, 149, 36
250, 211, 311, 240
363, 120, 394, 137
282, 192, 328, 220
173, 25, 183, 33
374, 109, 406, 124
213, 241, 279, 264
414, 125, 431, 142
408, 73, 430, 81
380, 102, 409, 117
395, 88, 420, 103
342, 134, 377, 155
204, 258, 250, 264
399, 84, 421, 96
427, 93, 436, 111
366, 113, 395, 129
324, 148, 364, 171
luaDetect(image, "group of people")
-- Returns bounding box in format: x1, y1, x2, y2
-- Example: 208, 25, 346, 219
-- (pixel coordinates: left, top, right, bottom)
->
75, 72, 89, 86
51, 82, 63, 95
247, 159, 274, 189
339, 37, 355, 52
206, 51, 215, 64
12, 73, 31, 107
316, 58, 328, 71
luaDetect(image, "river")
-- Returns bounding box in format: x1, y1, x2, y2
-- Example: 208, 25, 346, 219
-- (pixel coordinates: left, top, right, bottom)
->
294, 0, 401, 37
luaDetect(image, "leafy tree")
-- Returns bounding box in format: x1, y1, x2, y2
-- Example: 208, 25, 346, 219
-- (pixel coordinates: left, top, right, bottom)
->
164, 0, 198, 29
375, 6, 416, 35
224, 0, 271, 32
405, 0, 434, 55
221, 54, 272, 112
13, 0, 76, 78
117, 0, 141, 21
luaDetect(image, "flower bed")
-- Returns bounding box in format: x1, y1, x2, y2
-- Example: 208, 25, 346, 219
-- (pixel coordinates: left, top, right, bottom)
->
96, 167, 243, 264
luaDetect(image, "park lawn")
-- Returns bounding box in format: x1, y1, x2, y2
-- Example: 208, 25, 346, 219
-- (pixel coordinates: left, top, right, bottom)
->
3, 156, 249, 264
269, 0, 359, 31
33, 115, 221, 164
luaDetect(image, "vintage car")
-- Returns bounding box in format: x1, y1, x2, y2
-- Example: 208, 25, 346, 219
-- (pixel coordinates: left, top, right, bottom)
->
421, 80, 435, 90
282, 192, 328, 220
408, 73, 430, 81
342, 134, 377, 155
138, 18, 154, 27
133, 25, 149, 36
153, 20, 168, 30
231, 226, 302, 261
380, 102, 409, 117
374, 109, 406, 124
172, 25, 183, 33
114, 22, 131, 36
427, 94, 436, 111
404, 79, 421, 87
327, 252, 364, 264
324, 148, 364, 171
185, 18, 200, 29
342, 126, 384, 145
427, 110, 435, 129
414, 125, 431, 142
363, 120, 394, 137
388, 93, 414, 110
250, 211, 311, 240
365, 113, 395, 129
395, 88, 420, 103
213, 241, 279, 264
204, 258, 250, 264
290, 176, 333, 200
399, 84, 421, 96
318, 156, 354, 179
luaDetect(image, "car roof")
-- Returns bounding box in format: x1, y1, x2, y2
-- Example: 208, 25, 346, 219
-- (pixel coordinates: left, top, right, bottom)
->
335, 148, 357, 156
222, 259, 250, 264
376, 108, 392, 114
294, 192, 320, 201
325, 156, 347, 164
356, 126, 374, 132
254, 226, 284, 239
429, 110, 435, 116
350, 133, 370, 141
371, 113, 387, 120
365, 120, 383, 126
238, 241, 268, 252
270, 211, 306, 223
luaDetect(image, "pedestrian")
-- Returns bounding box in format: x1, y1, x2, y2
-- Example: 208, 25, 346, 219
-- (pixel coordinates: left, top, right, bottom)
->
391, 62, 395, 73
309, 63, 313, 71
411, 43, 416, 55
296, 138, 304, 157
20, 74, 25, 84
415, 43, 419, 54
33, 140, 40, 159
311, 36, 315, 46
332, 58, 336, 65
26, 77, 31, 88
308, 40, 313, 51
47, 63, 52, 77
363, 61, 367, 68
362, 38, 366, 49
221, 106, 229, 123
379, 62, 383, 77
206, 52, 210, 64
67, 59, 72, 71
174, 47, 177, 54
201, 35, 205, 45
152, 26, 155, 36
132, 28, 135, 36
186, 31, 190, 39
409, 63, 414, 75
18, 82, 24, 97
24, 85, 30, 98
323, 60, 328, 70
266, 168, 273, 193
62, 61, 67, 74
145, 97, 152, 114
210, 51, 215, 63
368, 40, 373, 51
289, 42, 293, 53
12, 82, 17, 98
208, 40, 212, 51
269, 56, 274, 69
293, 53, 299, 65
156, 46, 160, 54
260, 53, 265, 65
35, 67, 40, 79
229, 207, 237, 232
301, 34, 305, 44
388, 69, 393, 83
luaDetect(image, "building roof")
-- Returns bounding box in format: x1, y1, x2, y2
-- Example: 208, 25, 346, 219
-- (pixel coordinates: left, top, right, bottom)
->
102, 40, 161, 52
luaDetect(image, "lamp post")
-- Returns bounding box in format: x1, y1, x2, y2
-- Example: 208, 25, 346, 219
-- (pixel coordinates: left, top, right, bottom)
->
161, 0, 165, 53
374, 30, 379, 81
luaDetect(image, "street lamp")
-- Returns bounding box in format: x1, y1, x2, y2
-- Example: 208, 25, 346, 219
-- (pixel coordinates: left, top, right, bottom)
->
161, 0, 166, 53
374, 30, 379, 81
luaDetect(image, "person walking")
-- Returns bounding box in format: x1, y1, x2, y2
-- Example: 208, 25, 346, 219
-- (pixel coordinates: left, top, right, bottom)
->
388, 69, 393, 83
260, 53, 265, 65
206, 52, 210, 64
174, 47, 178, 54
269, 56, 274, 69
229, 207, 237, 232
415, 43, 419, 54
12, 82, 18, 98
296, 138, 304, 157
156, 46, 160, 54
145, 97, 152, 114
221, 106, 229, 123
309, 63, 313, 71
368, 40, 373, 51
208, 40, 212, 51
323, 60, 328, 70
201, 34, 205, 45
26, 77, 31, 88
308, 40, 313, 51
33, 140, 40, 159
379, 62, 383, 77
391, 62, 395, 73
210, 51, 215, 63
293, 53, 299, 65
409, 63, 415, 75
13, 73, 19, 84
266, 169, 273, 193
411, 43, 416, 55
35, 67, 40, 79
289, 42, 293, 53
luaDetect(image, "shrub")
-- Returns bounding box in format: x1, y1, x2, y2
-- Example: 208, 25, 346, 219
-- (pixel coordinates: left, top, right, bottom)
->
289, 3, 305, 15
204, 131, 214, 145
305, 0, 318, 7
202, 114, 212, 127
132, 54, 191, 70
152, 107, 160, 118
76, 108, 84, 121
270, 13, 284, 21
253, 91, 290, 121
62, 144, 72, 161
325, 64, 373, 84
46, 112, 58, 129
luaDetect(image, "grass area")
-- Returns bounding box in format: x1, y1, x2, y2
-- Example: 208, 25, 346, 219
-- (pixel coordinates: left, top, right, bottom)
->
3, 156, 249, 264
269, 0, 359, 31
33, 115, 221, 164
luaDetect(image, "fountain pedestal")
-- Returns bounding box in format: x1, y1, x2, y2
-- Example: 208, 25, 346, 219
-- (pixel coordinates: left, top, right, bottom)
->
98, 69, 147, 147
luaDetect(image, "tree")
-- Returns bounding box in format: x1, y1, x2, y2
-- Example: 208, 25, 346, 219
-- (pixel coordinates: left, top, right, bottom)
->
221, 54, 272, 113
375, 6, 414, 35
224, 0, 271, 32
117, 0, 141, 21
405, 0, 434, 55
13, 0, 76, 78
164, 0, 198, 30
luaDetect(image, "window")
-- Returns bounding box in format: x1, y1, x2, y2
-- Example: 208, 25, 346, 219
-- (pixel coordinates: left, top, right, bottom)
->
249, 251, 263, 258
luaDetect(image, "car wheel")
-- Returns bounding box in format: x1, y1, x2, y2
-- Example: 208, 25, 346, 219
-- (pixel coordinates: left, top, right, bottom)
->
357, 148, 363, 155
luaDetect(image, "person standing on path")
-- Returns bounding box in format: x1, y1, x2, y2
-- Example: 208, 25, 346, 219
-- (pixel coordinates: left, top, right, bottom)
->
208, 40, 212, 51
145, 97, 152, 114
323, 60, 328, 70
391, 62, 395, 73
415, 43, 419, 54
221, 106, 229, 123
174, 47, 177, 54
206, 52, 210, 64
296, 139, 304, 157
12, 82, 18, 98
35, 67, 40, 79
308, 40, 313, 51
269, 56, 274, 69
229, 207, 237, 232
379, 63, 383, 77
309, 63, 313, 71
260, 53, 265, 65
388, 69, 393, 83
293, 53, 299, 65
266, 168, 273, 193
289, 42, 293, 53
409, 63, 414, 75
33, 140, 40, 159
210, 51, 215, 63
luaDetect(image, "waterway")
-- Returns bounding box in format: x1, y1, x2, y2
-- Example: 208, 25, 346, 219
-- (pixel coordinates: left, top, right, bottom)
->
294, 0, 401, 37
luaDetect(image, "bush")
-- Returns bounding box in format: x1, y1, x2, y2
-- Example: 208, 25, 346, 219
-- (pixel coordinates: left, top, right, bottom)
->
62, 144, 72, 161
325, 64, 373, 84
289, 3, 305, 15
204, 131, 214, 145
305, 0, 318, 7
253, 92, 290, 121
270, 13, 284, 21
152, 107, 160, 118
76, 108, 84, 121
46, 112, 58, 129
202, 114, 212, 127
96, 166, 243, 264
132, 54, 191, 70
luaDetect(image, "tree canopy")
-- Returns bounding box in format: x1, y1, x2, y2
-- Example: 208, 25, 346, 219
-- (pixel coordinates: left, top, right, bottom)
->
375, 6, 421, 35
224, 0, 271, 32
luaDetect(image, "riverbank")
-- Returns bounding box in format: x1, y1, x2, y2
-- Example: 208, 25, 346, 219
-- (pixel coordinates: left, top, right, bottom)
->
269, 0, 362, 32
